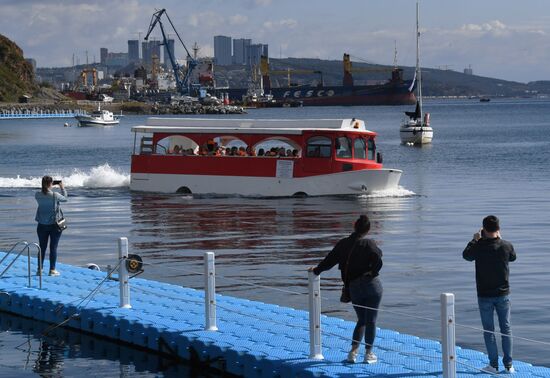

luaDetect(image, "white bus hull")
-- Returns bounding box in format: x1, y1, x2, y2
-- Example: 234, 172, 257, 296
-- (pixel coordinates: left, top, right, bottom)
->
130, 168, 402, 196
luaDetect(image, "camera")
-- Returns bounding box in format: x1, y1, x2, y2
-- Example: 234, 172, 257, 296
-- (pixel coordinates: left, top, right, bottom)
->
53, 180, 62, 185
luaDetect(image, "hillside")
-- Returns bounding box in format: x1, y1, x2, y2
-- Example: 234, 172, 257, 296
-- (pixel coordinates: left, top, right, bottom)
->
214, 57, 550, 98
0, 34, 37, 102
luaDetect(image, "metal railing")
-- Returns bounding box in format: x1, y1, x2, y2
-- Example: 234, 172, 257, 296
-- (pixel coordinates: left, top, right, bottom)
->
0, 241, 42, 289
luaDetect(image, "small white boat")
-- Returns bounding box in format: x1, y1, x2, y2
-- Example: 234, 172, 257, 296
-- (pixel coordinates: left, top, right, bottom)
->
75, 106, 120, 127
400, 1, 433, 145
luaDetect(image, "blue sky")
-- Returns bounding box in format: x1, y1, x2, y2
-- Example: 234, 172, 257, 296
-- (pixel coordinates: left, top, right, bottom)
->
2, 0, 550, 82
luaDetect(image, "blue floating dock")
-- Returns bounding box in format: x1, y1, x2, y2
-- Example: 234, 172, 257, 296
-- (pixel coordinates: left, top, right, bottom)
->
0, 112, 83, 119
1, 251, 549, 377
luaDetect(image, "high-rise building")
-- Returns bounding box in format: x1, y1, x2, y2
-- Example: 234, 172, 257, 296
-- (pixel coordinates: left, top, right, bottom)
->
141, 40, 161, 66
163, 39, 175, 66
247, 44, 269, 67
128, 40, 140, 63
105, 52, 129, 67
232, 38, 251, 65
214, 35, 232, 66
100, 48, 108, 65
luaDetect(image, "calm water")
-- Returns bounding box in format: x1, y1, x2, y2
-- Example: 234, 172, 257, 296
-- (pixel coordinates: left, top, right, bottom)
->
1, 99, 550, 376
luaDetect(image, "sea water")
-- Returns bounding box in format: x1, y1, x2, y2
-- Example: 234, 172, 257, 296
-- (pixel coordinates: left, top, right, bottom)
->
1, 99, 549, 376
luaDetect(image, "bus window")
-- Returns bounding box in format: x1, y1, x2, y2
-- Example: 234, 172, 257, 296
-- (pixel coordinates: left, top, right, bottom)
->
335, 136, 352, 158
306, 136, 332, 158
354, 138, 366, 159
368, 138, 376, 160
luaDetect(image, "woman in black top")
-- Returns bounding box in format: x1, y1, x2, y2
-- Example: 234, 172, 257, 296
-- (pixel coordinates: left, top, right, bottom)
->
310, 215, 383, 364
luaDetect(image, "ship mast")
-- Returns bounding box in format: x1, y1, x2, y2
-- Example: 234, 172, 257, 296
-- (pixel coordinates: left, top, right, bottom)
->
416, 1, 423, 120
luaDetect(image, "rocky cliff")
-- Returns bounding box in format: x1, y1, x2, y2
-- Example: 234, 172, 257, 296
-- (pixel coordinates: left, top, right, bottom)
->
0, 34, 38, 102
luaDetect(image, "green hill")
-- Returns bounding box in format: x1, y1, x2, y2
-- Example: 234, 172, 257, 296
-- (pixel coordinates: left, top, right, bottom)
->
0, 34, 37, 102
214, 57, 550, 97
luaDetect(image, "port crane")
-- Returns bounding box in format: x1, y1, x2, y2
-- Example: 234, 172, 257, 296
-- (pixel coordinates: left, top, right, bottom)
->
144, 9, 197, 95
259, 56, 323, 89
343, 53, 402, 86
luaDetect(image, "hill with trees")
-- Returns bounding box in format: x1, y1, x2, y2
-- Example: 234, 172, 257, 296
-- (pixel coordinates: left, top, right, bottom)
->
0, 34, 38, 102
214, 56, 550, 98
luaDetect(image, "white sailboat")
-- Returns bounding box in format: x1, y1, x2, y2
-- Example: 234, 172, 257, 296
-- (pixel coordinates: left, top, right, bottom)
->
400, 1, 433, 145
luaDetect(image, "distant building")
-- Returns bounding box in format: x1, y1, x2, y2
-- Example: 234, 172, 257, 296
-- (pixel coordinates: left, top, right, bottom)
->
128, 40, 140, 63
100, 48, 108, 65
142, 40, 161, 66
163, 39, 175, 66
247, 44, 269, 67
105, 52, 129, 67
214, 35, 232, 66
25, 58, 37, 72
464, 65, 473, 75
233, 38, 251, 65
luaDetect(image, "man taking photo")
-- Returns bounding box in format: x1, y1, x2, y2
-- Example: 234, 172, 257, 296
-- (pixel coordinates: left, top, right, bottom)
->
463, 215, 516, 374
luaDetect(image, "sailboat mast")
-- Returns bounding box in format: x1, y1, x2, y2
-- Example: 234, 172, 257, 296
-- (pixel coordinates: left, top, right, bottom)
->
416, 1, 423, 118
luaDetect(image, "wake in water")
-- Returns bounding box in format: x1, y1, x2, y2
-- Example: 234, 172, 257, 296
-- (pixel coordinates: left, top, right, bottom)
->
0, 164, 130, 188
361, 186, 417, 198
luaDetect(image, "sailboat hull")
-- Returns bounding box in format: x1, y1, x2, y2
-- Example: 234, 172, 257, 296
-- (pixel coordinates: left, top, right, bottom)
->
400, 125, 433, 144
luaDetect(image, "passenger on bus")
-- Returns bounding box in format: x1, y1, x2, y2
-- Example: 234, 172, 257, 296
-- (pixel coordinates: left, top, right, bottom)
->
207, 139, 215, 153
199, 144, 208, 156
258, 148, 265, 156
292, 149, 299, 157
231, 146, 239, 156
238, 147, 247, 156
246, 146, 256, 156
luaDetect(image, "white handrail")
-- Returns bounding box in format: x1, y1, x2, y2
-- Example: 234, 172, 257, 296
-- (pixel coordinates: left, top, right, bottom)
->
441, 293, 456, 378
308, 270, 323, 360
117, 237, 131, 309
204, 252, 218, 331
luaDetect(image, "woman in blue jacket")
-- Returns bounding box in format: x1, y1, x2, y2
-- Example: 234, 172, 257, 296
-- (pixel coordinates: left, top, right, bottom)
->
35, 175, 67, 276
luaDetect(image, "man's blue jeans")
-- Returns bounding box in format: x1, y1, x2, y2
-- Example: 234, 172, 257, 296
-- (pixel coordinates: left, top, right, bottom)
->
37, 223, 62, 271
478, 295, 512, 369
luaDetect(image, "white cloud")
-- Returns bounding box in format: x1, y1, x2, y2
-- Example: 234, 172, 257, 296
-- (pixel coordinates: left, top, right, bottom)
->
229, 14, 248, 25
188, 11, 226, 29
263, 18, 297, 31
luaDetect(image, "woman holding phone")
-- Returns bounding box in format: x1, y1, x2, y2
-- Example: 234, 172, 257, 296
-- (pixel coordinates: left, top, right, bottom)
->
35, 175, 67, 276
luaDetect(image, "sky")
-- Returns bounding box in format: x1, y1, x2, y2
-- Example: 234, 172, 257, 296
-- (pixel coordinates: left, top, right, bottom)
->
2, 0, 550, 83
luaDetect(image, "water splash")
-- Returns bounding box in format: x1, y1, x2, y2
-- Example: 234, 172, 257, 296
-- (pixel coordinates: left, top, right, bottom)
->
0, 164, 130, 188
362, 186, 417, 198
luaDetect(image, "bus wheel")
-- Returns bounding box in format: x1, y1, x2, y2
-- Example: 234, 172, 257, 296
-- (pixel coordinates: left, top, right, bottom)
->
176, 186, 192, 194
292, 192, 308, 198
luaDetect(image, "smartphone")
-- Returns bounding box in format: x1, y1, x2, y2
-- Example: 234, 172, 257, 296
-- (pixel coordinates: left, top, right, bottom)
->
53, 180, 61, 185
479, 228, 485, 238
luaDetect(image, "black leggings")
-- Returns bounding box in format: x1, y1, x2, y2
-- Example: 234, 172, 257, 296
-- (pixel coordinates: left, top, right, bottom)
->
349, 276, 383, 352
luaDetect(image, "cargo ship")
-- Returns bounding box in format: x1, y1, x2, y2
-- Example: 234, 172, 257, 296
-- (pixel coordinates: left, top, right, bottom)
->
214, 54, 416, 107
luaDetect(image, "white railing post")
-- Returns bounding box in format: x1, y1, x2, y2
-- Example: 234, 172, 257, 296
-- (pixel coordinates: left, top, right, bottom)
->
441, 293, 456, 378
204, 252, 218, 331
308, 271, 324, 360
118, 237, 131, 309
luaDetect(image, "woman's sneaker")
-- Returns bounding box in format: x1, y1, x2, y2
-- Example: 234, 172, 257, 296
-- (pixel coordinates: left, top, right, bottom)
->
504, 366, 515, 373
481, 365, 498, 374
364, 352, 378, 364
346, 348, 358, 363
49, 269, 60, 276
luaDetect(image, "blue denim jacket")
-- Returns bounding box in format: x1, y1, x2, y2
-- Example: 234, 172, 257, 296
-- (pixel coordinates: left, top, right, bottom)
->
35, 189, 68, 225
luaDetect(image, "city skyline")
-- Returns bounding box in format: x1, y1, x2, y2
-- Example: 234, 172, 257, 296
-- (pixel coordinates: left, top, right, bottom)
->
2, 0, 550, 82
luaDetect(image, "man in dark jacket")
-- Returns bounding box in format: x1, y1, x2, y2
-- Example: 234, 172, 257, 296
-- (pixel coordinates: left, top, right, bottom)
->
463, 215, 516, 374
